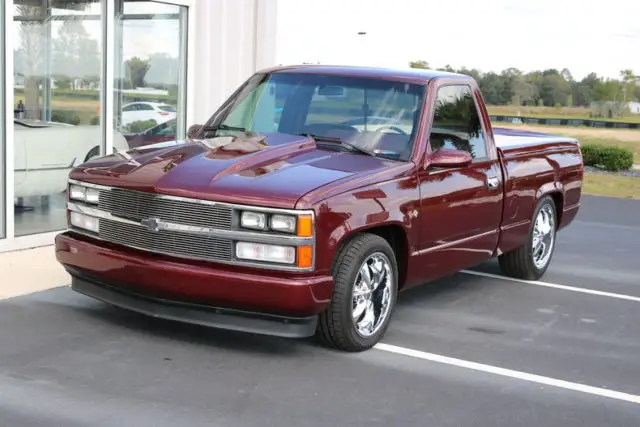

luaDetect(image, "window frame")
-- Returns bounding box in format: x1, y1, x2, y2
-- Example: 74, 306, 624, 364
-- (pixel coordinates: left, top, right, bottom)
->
427, 82, 491, 164
1, 0, 196, 252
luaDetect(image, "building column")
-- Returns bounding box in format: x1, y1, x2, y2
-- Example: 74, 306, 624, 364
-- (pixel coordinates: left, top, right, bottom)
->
191, 0, 278, 125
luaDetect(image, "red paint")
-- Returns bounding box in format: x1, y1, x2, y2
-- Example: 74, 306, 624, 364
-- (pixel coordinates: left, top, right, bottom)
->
56, 233, 333, 317
57, 65, 583, 320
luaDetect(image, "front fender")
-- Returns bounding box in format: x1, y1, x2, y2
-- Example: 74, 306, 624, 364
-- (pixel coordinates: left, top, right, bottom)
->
311, 177, 421, 275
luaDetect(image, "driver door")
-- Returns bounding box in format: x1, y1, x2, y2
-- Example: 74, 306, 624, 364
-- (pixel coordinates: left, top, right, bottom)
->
414, 82, 504, 283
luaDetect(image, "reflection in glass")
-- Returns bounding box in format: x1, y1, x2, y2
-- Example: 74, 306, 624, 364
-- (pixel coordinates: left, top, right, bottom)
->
429, 84, 488, 159
13, 0, 103, 236
205, 73, 426, 162
0, 1, 4, 238
114, 1, 188, 150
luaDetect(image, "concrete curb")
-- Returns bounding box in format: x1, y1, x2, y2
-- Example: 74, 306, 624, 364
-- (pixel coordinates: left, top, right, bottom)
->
1, 245, 70, 300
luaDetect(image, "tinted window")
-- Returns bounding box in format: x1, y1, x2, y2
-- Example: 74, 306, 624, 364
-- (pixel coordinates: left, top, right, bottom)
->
429, 85, 487, 159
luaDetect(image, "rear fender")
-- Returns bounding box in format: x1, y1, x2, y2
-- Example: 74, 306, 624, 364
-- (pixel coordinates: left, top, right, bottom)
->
536, 181, 563, 203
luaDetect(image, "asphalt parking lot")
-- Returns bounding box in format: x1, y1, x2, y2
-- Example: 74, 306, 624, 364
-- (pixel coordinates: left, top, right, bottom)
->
1, 194, 639, 427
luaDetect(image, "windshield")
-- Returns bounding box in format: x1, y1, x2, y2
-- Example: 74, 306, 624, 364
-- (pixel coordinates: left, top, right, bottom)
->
203, 72, 427, 161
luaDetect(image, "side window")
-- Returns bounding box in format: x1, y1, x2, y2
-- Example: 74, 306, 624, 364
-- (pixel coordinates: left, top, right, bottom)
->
122, 104, 136, 112
429, 84, 487, 160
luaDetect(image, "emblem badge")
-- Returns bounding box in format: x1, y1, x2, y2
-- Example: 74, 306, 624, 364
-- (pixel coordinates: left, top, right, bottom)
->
141, 217, 162, 232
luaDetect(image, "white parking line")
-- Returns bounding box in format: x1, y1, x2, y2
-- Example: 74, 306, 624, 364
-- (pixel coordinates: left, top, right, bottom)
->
375, 343, 640, 405
460, 270, 640, 303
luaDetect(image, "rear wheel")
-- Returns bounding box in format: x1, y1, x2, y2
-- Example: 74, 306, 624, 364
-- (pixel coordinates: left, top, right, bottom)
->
317, 233, 398, 352
498, 195, 557, 280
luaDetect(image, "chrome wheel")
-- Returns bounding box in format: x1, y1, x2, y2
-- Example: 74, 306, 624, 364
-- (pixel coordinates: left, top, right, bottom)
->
532, 203, 556, 269
351, 252, 393, 337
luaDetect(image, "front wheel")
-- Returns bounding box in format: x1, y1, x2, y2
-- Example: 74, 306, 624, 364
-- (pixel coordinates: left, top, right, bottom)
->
317, 233, 398, 352
498, 195, 557, 280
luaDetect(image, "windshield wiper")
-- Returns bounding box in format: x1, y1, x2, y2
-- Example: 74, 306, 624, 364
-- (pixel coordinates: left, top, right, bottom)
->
300, 133, 375, 157
201, 123, 247, 133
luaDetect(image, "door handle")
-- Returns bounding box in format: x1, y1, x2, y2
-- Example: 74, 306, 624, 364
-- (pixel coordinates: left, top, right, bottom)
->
486, 176, 499, 190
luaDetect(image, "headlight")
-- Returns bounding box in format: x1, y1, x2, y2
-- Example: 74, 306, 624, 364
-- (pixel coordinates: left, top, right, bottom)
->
69, 183, 99, 204
270, 214, 296, 234
69, 211, 100, 233
69, 184, 86, 201
241, 211, 267, 230
239, 210, 313, 236
85, 188, 100, 204
236, 242, 296, 264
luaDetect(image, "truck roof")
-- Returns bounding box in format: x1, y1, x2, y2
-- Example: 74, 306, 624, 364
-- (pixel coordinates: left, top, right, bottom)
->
258, 64, 473, 84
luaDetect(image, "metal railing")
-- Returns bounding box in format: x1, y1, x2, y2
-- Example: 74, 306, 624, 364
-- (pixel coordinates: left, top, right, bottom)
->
490, 115, 640, 129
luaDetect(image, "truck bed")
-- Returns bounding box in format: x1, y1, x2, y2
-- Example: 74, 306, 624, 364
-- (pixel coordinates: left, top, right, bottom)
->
492, 127, 579, 156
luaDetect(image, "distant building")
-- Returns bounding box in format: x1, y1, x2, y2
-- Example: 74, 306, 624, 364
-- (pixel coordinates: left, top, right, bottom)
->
590, 101, 640, 117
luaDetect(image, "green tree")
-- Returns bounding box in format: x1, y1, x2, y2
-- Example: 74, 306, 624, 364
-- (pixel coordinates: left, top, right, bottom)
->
52, 20, 100, 85
409, 60, 430, 69
405, 61, 638, 109
16, 4, 45, 120
574, 72, 599, 106
619, 69, 638, 102
125, 56, 151, 89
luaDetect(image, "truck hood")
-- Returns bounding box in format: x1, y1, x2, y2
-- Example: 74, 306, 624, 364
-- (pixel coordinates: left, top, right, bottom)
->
70, 132, 400, 209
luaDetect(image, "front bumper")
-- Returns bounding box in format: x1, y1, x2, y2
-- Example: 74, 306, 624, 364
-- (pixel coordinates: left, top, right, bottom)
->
55, 232, 334, 338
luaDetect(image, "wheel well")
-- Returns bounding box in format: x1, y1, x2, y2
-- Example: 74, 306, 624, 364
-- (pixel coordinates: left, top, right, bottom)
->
334, 224, 409, 290
548, 192, 564, 225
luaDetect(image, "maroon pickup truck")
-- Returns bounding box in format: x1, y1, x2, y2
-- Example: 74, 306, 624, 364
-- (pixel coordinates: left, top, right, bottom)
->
55, 65, 583, 352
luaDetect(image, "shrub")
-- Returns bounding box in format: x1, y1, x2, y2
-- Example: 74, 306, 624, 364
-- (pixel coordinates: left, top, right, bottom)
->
126, 119, 157, 133
51, 109, 81, 125
581, 144, 634, 171
90, 116, 100, 125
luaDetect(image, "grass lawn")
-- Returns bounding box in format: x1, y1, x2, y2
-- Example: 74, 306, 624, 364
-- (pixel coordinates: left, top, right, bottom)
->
487, 105, 640, 124
583, 174, 640, 199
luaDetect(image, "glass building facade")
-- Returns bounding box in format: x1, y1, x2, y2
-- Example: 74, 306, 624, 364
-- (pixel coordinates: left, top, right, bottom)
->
1, 0, 278, 252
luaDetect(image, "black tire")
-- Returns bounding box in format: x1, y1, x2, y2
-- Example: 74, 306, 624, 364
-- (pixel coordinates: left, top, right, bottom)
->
317, 233, 398, 352
84, 146, 100, 163
498, 195, 558, 280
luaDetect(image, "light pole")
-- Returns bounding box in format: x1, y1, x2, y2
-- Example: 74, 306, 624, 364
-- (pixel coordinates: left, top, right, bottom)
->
356, 31, 367, 65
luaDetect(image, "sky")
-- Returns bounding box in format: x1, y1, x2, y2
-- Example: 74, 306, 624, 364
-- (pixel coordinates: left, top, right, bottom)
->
11, 0, 639, 82
275, 0, 640, 80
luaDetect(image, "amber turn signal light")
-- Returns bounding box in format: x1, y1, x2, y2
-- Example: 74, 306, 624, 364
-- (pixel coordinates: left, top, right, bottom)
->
297, 246, 313, 268
297, 215, 313, 237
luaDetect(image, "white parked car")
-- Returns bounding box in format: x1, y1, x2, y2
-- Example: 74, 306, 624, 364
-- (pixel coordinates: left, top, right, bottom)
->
14, 119, 130, 199
120, 102, 177, 128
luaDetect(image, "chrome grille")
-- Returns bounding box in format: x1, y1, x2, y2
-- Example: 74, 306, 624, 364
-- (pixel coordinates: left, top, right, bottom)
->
99, 218, 233, 262
98, 188, 233, 230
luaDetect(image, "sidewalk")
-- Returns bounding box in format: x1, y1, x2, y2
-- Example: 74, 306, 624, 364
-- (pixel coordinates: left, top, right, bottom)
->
1, 246, 70, 300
